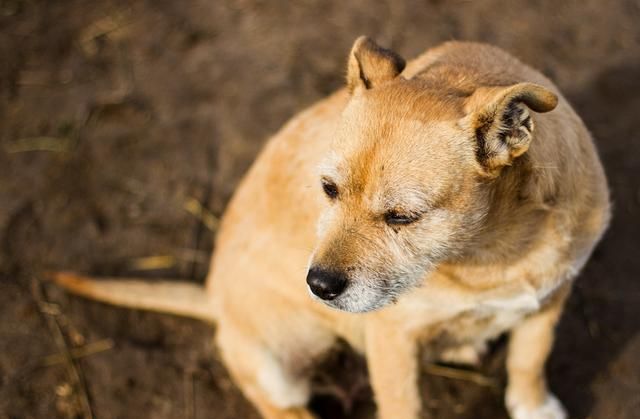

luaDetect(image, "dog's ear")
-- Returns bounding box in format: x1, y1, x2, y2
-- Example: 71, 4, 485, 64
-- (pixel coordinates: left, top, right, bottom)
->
465, 82, 558, 176
347, 36, 405, 94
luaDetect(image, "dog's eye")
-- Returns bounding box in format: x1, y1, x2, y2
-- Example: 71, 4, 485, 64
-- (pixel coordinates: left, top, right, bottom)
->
384, 211, 418, 225
321, 178, 339, 200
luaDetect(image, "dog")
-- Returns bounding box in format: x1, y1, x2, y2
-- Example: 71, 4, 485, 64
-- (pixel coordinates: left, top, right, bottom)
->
52, 37, 610, 419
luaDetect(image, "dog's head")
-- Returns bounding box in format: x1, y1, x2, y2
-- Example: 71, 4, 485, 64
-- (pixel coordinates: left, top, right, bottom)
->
307, 37, 558, 312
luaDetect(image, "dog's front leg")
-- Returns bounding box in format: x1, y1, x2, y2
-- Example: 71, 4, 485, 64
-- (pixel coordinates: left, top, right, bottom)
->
505, 285, 571, 419
216, 324, 316, 419
366, 319, 421, 419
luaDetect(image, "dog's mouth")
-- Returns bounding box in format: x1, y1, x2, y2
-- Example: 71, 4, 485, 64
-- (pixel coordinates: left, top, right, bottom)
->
307, 264, 435, 313
305, 257, 434, 313
327, 296, 395, 313
307, 281, 398, 313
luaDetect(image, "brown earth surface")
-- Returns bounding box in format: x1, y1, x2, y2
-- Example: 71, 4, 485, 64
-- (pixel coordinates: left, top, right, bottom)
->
1, 1, 639, 418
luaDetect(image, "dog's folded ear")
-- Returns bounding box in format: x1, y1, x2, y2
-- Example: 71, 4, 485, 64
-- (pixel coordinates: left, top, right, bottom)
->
347, 36, 406, 93
465, 82, 558, 176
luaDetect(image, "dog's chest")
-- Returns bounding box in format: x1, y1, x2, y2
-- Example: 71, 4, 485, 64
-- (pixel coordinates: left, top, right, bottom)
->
410, 290, 542, 350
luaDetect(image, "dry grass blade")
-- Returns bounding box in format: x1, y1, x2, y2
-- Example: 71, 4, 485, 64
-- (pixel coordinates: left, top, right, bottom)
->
424, 363, 498, 388
42, 339, 114, 367
79, 8, 132, 56
184, 197, 219, 232
127, 250, 209, 271
128, 255, 177, 270
31, 278, 94, 419
5, 137, 75, 153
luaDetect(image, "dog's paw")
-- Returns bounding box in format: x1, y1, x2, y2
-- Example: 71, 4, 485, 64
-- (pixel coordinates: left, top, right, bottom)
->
506, 392, 567, 419
439, 343, 486, 366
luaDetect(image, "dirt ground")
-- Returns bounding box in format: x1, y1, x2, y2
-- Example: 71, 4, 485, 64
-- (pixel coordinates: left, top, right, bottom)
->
1, 1, 639, 418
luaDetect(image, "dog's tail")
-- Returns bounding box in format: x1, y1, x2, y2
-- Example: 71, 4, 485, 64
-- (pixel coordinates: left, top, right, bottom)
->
47, 272, 217, 324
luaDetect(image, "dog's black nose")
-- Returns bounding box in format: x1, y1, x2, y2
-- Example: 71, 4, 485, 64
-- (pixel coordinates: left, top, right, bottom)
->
306, 267, 347, 300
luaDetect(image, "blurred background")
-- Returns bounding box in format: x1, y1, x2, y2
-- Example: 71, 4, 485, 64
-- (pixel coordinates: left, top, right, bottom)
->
1, 0, 639, 418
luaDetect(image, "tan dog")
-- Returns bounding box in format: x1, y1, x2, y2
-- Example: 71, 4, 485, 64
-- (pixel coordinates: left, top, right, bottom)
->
53, 37, 610, 419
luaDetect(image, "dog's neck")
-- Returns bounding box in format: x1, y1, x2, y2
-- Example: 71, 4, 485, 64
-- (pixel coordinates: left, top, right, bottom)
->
459, 155, 557, 266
